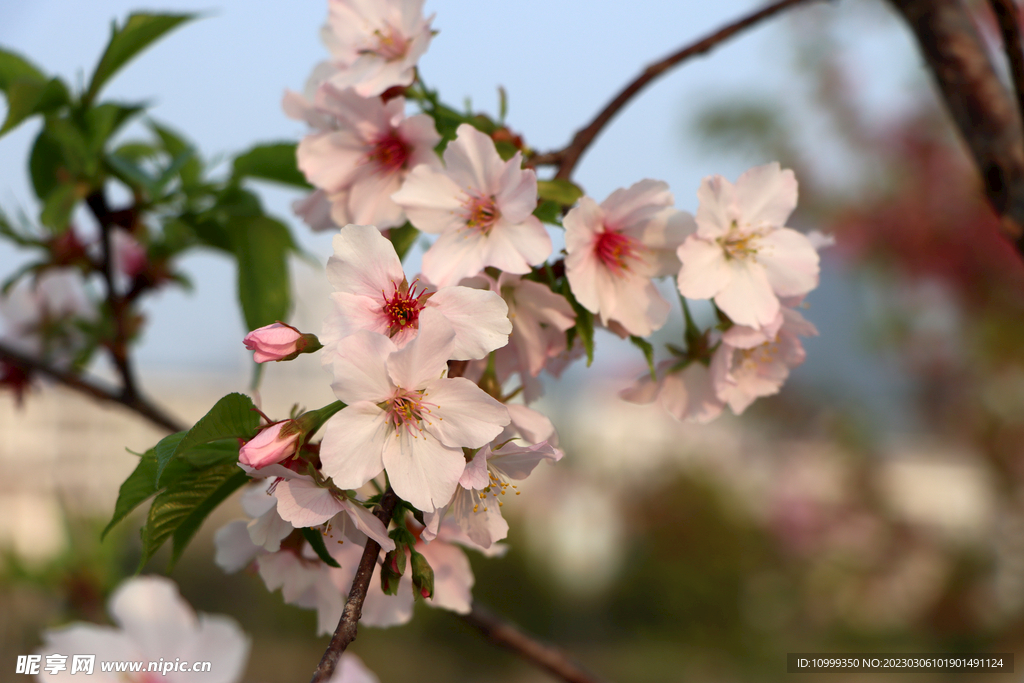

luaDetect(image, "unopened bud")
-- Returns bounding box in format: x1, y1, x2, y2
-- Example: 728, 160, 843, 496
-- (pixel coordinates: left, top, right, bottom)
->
238, 421, 301, 469
410, 550, 434, 600
243, 322, 322, 363
380, 549, 405, 596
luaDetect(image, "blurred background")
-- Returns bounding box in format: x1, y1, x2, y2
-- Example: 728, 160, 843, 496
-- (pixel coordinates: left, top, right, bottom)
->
3, 0, 1024, 681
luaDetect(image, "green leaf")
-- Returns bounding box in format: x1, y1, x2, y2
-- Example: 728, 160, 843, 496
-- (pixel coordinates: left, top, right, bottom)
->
46, 118, 93, 179
537, 179, 583, 207
388, 222, 419, 261
106, 151, 157, 193
29, 129, 64, 200
102, 447, 193, 539
85, 101, 146, 152
0, 48, 46, 93
156, 392, 259, 484
150, 121, 202, 188
629, 335, 657, 381
139, 463, 247, 570
39, 183, 81, 232
533, 200, 562, 225
229, 215, 295, 331
0, 77, 70, 137
561, 281, 595, 366
232, 142, 309, 189
85, 13, 197, 106
301, 528, 342, 568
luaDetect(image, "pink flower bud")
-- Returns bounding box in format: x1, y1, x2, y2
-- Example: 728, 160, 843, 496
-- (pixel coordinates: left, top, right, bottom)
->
243, 323, 304, 363
239, 422, 301, 469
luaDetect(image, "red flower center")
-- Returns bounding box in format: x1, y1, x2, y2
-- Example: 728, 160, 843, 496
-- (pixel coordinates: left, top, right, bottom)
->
381, 280, 429, 336
370, 134, 410, 174
594, 229, 640, 275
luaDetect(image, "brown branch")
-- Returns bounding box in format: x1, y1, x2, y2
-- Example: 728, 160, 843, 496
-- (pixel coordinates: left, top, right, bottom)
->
530, 0, 824, 180
310, 488, 400, 683
989, 0, 1024, 139
459, 602, 608, 683
0, 340, 185, 433
888, 0, 1024, 255
85, 190, 139, 399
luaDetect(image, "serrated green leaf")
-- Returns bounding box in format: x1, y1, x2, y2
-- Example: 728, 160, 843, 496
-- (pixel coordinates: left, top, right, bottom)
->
229, 216, 294, 331
85, 13, 197, 106
629, 335, 657, 381
537, 179, 583, 207
0, 77, 69, 137
232, 142, 309, 189
388, 222, 419, 261
156, 392, 258, 484
39, 183, 81, 232
138, 463, 246, 570
0, 48, 46, 93
102, 447, 193, 539
301, 527, 342, 568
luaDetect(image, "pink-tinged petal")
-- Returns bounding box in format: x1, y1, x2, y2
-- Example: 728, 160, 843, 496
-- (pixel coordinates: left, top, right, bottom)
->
620, 370, 660, 405
293, 190, 337, 232
323, 291, 391, 346
274, 478, 346, 528
444, 124, 506, 191
459, 450, 490, 490
330, 331, 396, 403
676, 236, 732, 300
327, 224, 405, 298
780, 305, 819, 338
482, 216, 551, 272
713, 261, 780, 328
392, 165, 466, 234
494, 156, 539, 222
330, 654, 381, 683
422, 377, 510, 448
563, 196, 603, 256
416, 539, 473, 613
645, 209, 697, 277
297, 131, 367, 192
662, 363, 723, 424
694, 174, 737, 237
602, 278, 670, 337
421, 228, 490, 287
723, 311, 784, 349
339, 500, 396, 551
181, 616, 251, 683
108, 577, 196, 657
381, 430, 464, 512
735, 162, 797, 227
214, 521, 260, 573
428, 286, 511, 360
506, 403, 557, 444
247, 507, 294, 552
710, 345, 737, 398
757, 227, 820, 297
355, 567, 415, 626
328, 189, 354, 226
398, 115, 443, 164
449, 485, 508, 548
602, 178, 673, 230
347, 169, 406, 229
320, 403, 389, 488
489, 441, 561, 480
240, 481, 279, 518
386, 308, 455, 388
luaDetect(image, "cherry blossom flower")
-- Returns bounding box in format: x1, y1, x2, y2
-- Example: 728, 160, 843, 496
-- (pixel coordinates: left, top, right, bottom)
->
321, 0, 434, 97
565, 179, 695, 337
37, 576, 249, 683
0, 268, 93, 363
297, 85, 441, 230
392, 123, 551, 287
495, 273, 576, 378
321, 224, 510, 362
677, 163, 819, 329
320, 309, 510, 512
621, 359, 724, 424
710, 303, 818, 414
243, 322, 321, 363
238, 421, 301, 469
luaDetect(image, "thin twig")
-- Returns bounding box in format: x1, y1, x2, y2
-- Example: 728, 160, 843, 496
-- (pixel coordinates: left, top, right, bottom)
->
989, 0, 1024, 138
889, 0, 1024, 256
310, 488, 401, 683
0, 340, 185, 433
530, 0, 824, 180
85, 190, 139, 399
459, 602, 608, 683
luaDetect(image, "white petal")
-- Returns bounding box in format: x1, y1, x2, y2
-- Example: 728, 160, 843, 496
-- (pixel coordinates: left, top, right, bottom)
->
320, 403, 389, 489
327, 224, 405, 298
735, 162, 797, 227
381, 430, 464, 512
386, 308, 455, 388
417, 539, 473, 613
428, 286, 511, 360
676, 236, 732, 300
338, 499, 396, 551
422, 378, 509, 449
330, 331, 396, 403
275, 478, 347, 528
713, 261, 780, 328
214, 521, 261, 573
757, 227, 820, 297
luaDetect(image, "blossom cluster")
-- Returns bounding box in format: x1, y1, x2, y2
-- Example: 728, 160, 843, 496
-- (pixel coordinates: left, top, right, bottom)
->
219, 0, 829, 638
